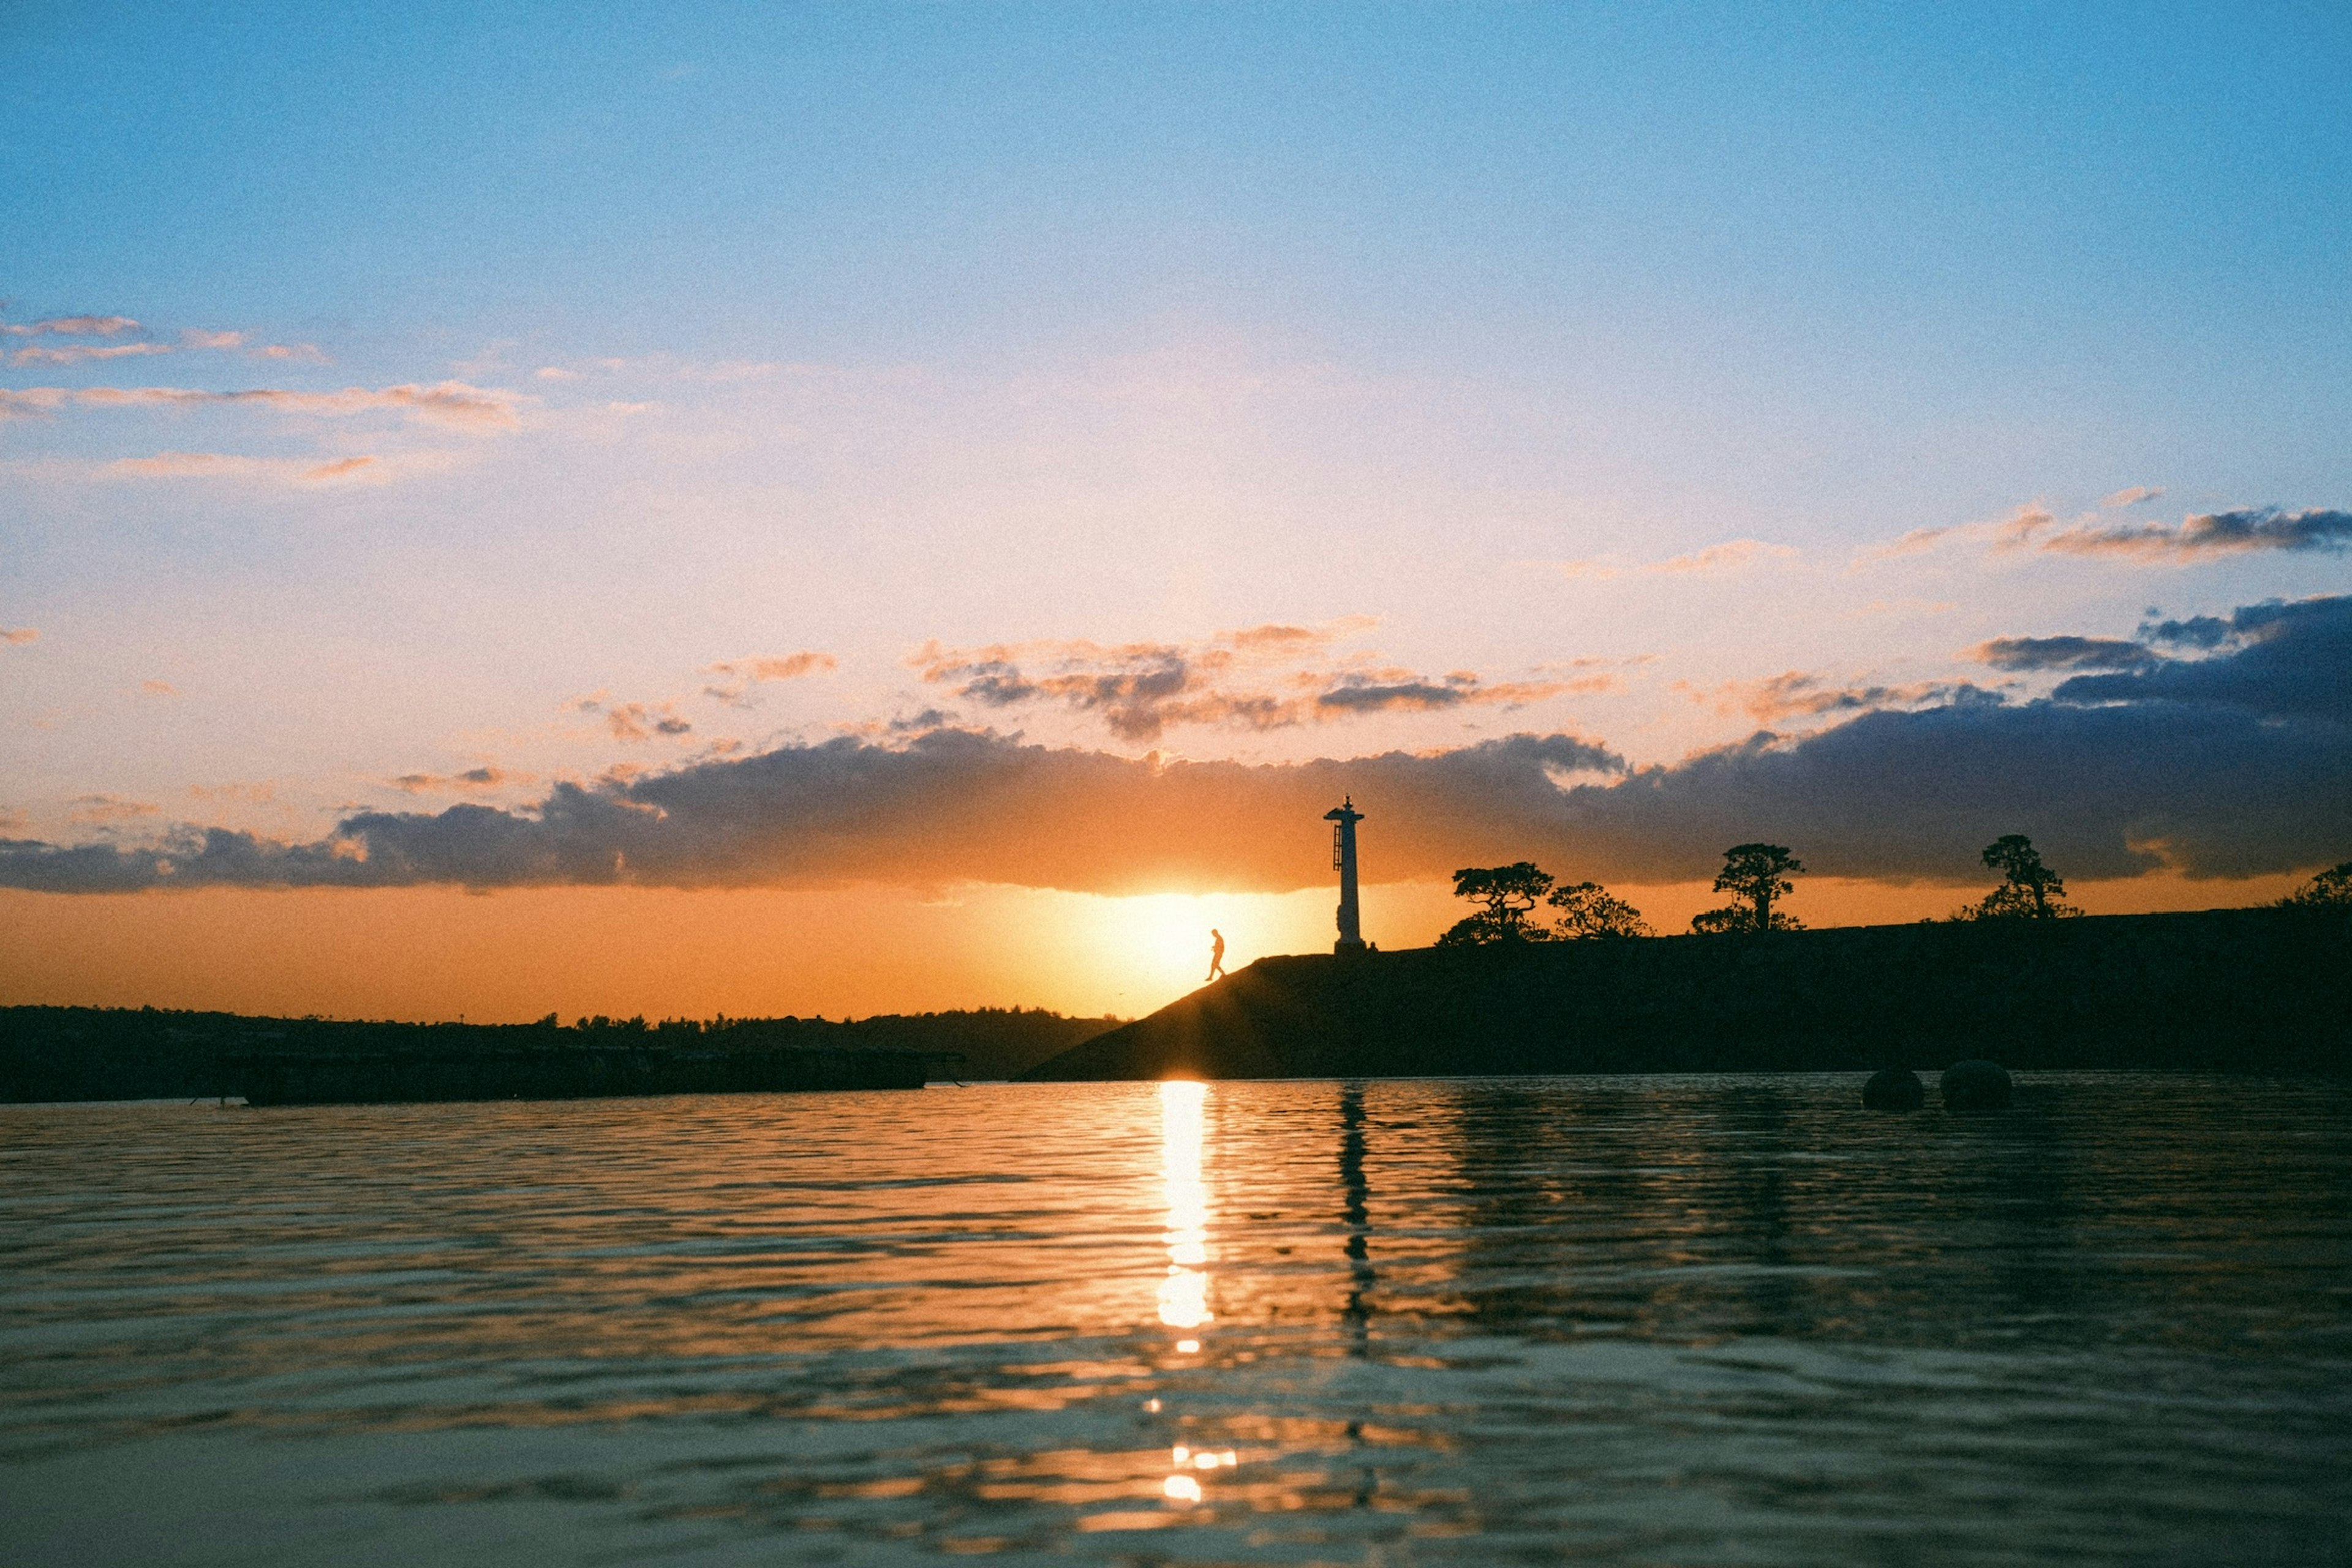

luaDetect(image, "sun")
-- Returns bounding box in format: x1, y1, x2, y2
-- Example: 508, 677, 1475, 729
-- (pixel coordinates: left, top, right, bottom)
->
1121, 893, 1226, 985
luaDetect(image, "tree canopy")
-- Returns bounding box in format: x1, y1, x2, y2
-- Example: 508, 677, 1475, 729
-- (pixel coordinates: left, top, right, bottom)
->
2280, 859, 2352, 913
1547, 880, 1654, 939
1953, 834, 2082, 920
1436, 864, 1654, 944
1691, 843, 1804, 933
1436, 861, 1554, 946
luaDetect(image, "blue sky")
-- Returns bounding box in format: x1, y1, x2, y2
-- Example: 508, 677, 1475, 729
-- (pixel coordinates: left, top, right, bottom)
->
2, 2, 2348, 1015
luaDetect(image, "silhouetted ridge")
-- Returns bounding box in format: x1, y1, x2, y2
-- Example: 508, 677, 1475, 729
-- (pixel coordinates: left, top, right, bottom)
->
1023, 908, 2350, 1081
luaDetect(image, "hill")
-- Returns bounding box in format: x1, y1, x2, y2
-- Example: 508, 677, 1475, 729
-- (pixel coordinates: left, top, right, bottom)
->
1023, 907, 2351, 1082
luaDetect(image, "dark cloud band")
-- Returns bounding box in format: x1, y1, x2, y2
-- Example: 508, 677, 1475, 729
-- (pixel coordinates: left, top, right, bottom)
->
6, 596, 2345, 897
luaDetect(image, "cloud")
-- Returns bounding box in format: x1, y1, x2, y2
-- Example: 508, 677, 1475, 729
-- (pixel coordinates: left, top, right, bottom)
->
702, 650, 839, 704
393, 766, 530, 794
2, 315, 140, 337
1970, 636, 2154, 673
2101, 485, 2164, 508
606, 702, 693, 741
0, 389, 69, 421
1314, 673, 1567, 714
1686, 673, 1980, 725
10, 595, 2342, 899
0, 731, 1625, 895
2, 322, 322, 365
1859, 500, 2350, 566
303, 456, 379, 481
2037, 508, 2352, 561
3, 382, 518, 428
104, 451, 384, 485
1561, 539, 1798, 581
140, 679, 178, 696
1, 627, 36, 646
66, 796, 160, 825
11, 342, 176, 366
2050, 594, 2349, 723
186, 783, 276, 804
913, 622, 1566, 742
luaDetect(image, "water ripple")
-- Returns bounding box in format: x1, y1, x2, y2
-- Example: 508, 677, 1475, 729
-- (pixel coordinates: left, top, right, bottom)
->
2, 1073, 2348, 1564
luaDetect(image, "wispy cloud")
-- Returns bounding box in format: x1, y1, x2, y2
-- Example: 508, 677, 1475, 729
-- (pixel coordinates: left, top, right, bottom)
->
4, 318, 326, 365
607, 701, 693, 741
1, 627, 36, 646
1682, 671, 1980, 725
1858, 499, 2349, 567
105, 451, 385, 485
2101, 484, 2164, 508
2037, 508, 2352, 561
10, 342, 176, 366
702, 650, 839, 704
912, 620, 1567, 743
186, 783, 277, 804
393, 765, 533, 794
1560, 538, 1798, 582
1, 382, 519, 428
66, 795, 160, 825
1, 315, 141, 337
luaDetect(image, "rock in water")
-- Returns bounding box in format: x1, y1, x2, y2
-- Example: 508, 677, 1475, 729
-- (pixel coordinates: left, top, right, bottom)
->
1862, 1066, 1924, 1112
1940, 1058, 2013, 1111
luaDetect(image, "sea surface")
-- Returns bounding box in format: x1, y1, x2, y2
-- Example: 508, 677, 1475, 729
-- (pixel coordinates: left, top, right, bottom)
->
3, 1074, 2349, 1566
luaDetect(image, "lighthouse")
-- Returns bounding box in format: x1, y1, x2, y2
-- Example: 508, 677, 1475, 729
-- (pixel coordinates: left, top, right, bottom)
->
1324, 797, 1366, 952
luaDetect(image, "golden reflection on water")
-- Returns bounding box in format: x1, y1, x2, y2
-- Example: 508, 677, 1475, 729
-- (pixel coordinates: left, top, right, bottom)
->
1155, 1078, 1217, 1513
1155, 1080, 1212, 1336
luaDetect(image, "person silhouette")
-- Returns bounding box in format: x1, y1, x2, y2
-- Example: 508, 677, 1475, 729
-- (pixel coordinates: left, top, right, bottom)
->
1206, 929, 1227, 982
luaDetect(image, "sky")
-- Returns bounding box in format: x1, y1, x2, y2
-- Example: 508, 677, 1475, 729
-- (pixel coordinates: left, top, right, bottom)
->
2, 2, 2348, 1022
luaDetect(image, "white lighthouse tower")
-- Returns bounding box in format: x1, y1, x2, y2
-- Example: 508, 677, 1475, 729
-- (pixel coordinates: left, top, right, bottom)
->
1324, 797, 1366, 952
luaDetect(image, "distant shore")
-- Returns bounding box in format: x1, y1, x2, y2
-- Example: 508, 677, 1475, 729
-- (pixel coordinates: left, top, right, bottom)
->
1024, 907, 2351, 1082
0, 1006, 1118, 1104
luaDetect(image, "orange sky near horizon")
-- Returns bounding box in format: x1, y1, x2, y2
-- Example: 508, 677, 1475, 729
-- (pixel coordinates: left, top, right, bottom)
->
0, 867, 2306, 1025
6, 12, 2350, 1049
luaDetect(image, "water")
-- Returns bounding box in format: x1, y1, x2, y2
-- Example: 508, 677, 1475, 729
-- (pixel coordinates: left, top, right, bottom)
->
3, 1074, 2349, 1566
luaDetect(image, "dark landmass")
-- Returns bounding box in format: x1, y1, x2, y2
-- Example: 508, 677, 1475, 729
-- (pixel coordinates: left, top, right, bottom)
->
235, 1038, 941, 1105
0, 1006, 1120, 1104
1026, 907, 2351, 1082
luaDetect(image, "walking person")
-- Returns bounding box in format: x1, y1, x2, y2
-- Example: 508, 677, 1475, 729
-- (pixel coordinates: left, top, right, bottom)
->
1205, 928, 1227, 982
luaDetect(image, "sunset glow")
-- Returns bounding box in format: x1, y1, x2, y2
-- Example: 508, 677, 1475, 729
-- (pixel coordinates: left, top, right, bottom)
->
2, 7, 2346, 1022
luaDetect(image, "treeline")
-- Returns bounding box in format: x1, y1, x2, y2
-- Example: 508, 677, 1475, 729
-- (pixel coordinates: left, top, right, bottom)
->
0, 1004, 1123, 1104
1436, 838, 2352, 946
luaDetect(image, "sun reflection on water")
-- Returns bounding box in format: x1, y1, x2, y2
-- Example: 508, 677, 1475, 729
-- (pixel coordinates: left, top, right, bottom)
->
1156, 1078, 1215, 1510
1156, 1080, 1212, 1334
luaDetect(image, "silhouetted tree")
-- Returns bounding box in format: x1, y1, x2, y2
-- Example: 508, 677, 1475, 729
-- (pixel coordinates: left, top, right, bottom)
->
1437, 862, 1556, 946
1547, 881, 1653, 938
2280, 859, 2352, 913
1953, 834, 2082, 920
1691, 843, 1804, 933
